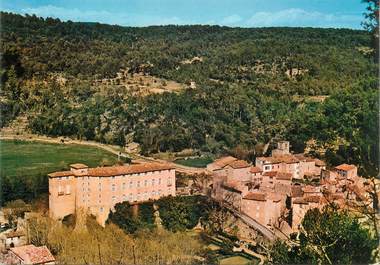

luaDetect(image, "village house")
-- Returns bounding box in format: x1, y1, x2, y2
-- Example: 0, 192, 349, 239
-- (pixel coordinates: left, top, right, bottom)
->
4, 244, 55, 265
48, 162, 176, 225
255, 141, 324, 180
0, 231, 26, 251
208, 156, 251, 201
241, 191, 286, 229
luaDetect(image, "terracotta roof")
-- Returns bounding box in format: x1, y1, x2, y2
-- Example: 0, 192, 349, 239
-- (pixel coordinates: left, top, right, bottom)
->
5, 230, 25, 238
10, 245, 55, 264
89, 163, 174, 177
302, 185, 320, 193
263, 171, 292, 180
276, 172, 292, 180
291, 186, 303, 197
243, 192, 266, 201
335, 164, 356, 171
293, 198, 308, 204
49, 162, 174, 178
228, 160, 250, 169
221, 182, 242, 194
314, 158, 326, 167
70, 163, 88, 169
331, 193, 345, 200
305, 196, 321, 203
48, 171, 73, 178
250, 166, 262, 173
209, 156, 237, 170
263, 171, 277, 177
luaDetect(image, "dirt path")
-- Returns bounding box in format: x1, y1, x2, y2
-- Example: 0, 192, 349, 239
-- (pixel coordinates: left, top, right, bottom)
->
0, 133, 209, 175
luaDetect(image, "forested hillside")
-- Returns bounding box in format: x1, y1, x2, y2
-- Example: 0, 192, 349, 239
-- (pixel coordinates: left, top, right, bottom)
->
1, 12, 378, 176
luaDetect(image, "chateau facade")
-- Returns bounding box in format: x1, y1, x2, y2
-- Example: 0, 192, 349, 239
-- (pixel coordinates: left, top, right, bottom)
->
48, 162, 176, 225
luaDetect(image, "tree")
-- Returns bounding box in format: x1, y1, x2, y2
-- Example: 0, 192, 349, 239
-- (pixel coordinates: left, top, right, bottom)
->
362, 0, 379, 61
269, 206, 378, 264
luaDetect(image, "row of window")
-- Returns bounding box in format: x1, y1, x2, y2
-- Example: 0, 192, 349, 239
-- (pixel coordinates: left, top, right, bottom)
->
82, 190, 166, 204
83, 178, 172, 192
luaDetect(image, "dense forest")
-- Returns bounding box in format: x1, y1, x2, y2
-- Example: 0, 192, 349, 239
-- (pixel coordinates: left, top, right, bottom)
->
1, 11, 378, 176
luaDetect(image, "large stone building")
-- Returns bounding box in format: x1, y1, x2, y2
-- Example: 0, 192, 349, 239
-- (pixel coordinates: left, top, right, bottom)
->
48, 162, 176, 225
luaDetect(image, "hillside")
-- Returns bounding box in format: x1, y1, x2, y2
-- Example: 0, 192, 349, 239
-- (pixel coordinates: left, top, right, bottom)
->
0, 12, 378, 176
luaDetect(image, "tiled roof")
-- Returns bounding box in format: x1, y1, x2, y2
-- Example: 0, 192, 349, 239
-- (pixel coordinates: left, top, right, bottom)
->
313, 158, 326, 167
263, 171, 292, 180
221, 182, 242, 194
10, 245, 55, 264
70, 163, 88, 169
48, 171, 73, 177
291, 186, 303, 197
243, 192, 266, 201
49, 162, 174, 178
335, 164, 356, 171
305, 196, 322, 203
250, 166, 262, 173
302, 185, 320, 193
5, 230, 25, 238
276, 172, 292, 180
228, 160, 250, 169
263, 171, 277, 177
88, 163, 174, 177
293, 198, 308, 204
209, 156, 237, 170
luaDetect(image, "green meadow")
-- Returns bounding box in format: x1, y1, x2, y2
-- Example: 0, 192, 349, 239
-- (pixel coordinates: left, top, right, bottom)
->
0, 140, 118, 177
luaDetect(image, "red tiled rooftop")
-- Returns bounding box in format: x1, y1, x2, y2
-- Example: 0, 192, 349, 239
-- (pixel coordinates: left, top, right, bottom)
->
335, 164, 356, 171
48, 171, 73, 178
305, 196, 322, 203
291, 186, 303, 197
5, 230, 25, 238
229, 160, 250, 169
313, 158, 326, 167
293, 198, 308, 204
49, 162, 174, 178
88, 163, 174, 177
302, 185, 320, 193
243, 192, 266, 201
250, 166, 262, 173
208, 156, 237, 170
10, 245, 55, 264
263, 171, 292, 180
263, 171, 277, 177
276, 172, 292, 180
221, 182, 242, 194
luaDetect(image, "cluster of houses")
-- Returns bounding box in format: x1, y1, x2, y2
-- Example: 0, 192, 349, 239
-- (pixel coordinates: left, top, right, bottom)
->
0, 214, 55, 265
208, 141, 373, 233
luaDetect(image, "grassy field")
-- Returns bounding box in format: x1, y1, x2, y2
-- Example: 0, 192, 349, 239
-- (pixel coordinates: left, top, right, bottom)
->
0, 140, 118, 177
174, 157, 213, 168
